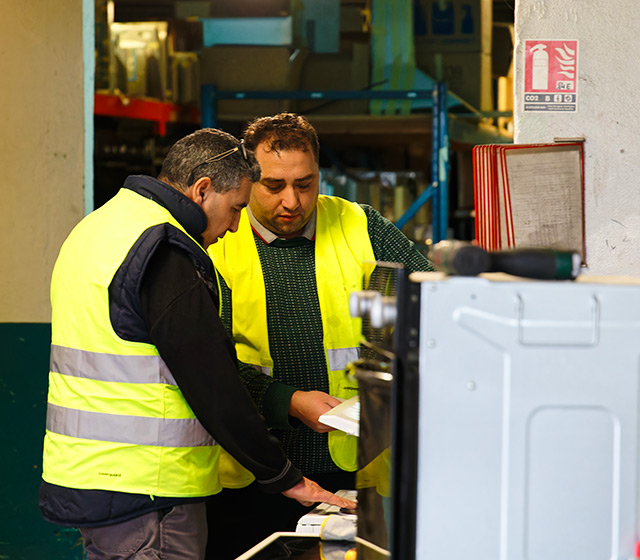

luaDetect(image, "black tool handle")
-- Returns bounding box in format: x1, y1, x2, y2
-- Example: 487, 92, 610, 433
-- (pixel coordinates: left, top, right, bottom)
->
430, 241, 581, 280
430, 240, 491, 276
490, 249, 581, 280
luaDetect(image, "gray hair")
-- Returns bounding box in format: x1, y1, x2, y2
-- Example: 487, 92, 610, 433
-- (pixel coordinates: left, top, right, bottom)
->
158, 128, 260, 193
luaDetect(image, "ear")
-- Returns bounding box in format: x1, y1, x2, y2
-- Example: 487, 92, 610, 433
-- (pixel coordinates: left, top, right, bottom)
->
186, 176, 212, 205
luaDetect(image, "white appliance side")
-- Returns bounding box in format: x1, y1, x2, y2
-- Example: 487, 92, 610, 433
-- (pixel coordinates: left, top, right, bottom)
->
413, 275, 640, 560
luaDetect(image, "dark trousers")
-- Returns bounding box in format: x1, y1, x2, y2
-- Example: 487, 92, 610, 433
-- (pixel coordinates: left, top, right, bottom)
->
205, 472, 355, 560
80, 503, 207, 560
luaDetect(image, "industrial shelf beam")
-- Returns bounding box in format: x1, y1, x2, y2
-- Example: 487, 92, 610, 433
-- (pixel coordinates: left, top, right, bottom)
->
200, 84, 449, 242
94, 93, 200, 136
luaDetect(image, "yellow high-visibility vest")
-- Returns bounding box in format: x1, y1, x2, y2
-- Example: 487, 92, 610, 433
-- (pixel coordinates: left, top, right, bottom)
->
43, 188, 222, 498
209, 195, 375, 486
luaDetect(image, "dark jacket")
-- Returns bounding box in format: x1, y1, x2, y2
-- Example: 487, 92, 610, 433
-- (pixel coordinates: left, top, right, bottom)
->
40, 176, 301, 527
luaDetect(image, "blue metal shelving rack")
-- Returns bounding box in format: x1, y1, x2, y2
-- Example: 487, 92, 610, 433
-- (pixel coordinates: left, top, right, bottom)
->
200, 84, 450, 243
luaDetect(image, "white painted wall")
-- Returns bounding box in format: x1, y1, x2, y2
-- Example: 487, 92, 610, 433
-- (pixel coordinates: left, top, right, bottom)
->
514, 0, 640, 276
0, 1, 86, 322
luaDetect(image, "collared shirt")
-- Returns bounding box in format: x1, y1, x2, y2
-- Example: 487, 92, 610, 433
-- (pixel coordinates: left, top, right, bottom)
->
219, 199, 435, 473
246, 205, 317, 243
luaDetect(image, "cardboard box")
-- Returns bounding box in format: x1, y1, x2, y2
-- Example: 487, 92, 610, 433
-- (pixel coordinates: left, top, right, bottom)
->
413, 0, 492, 54
297, 42, 370, 115
415, 48, 493, 111
199, 46, 308, 117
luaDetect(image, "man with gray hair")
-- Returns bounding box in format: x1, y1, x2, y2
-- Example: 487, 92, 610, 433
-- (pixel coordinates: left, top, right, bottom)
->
39, 128, 355, 560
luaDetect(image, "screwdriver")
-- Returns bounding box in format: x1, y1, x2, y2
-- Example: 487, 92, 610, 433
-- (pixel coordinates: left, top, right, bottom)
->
429, 240, 582, 280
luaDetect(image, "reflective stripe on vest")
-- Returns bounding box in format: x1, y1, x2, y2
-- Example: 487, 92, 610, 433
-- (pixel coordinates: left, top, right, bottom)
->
209, 195, 375, 482
48, 346, 214, 448
43, 188, 222, 498
51, 344, 178, 386
327, 347, 360, 373
47, 404, 215, 447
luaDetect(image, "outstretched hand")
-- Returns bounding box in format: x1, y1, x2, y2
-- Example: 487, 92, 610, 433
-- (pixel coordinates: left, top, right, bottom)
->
282, 477, 358, 509
289, 390, 342, 433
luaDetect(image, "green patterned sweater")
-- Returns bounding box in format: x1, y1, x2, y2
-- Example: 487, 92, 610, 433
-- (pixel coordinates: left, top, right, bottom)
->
219, 203, 434, 474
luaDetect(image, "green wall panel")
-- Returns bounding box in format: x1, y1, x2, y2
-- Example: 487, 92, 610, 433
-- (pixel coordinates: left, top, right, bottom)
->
0, 323, 83, 559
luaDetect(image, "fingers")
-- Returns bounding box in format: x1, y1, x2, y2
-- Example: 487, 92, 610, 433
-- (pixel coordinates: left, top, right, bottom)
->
289, 390, 342, 432
314, 422, 336, 433
323, 394, 344, 408
321, 492, 357, 511
281, 478, 358, 510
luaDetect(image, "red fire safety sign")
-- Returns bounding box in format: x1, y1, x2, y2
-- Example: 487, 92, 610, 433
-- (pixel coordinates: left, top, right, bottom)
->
523, 40, 578, 112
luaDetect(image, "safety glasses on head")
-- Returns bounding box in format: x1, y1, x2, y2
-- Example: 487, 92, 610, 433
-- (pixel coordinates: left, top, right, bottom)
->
188, 140, 248, 185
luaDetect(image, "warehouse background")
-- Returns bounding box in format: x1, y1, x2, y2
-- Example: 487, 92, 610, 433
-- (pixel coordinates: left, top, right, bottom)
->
1, 0, 639, 557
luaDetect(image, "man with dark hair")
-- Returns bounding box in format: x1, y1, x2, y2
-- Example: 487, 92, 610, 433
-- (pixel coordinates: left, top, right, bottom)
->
39, 128, 355, 560
207, 113, 435, 558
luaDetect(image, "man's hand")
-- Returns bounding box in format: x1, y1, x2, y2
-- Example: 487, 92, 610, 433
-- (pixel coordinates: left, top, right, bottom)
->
282, 477, 358, 509
289, 390, 341, 432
